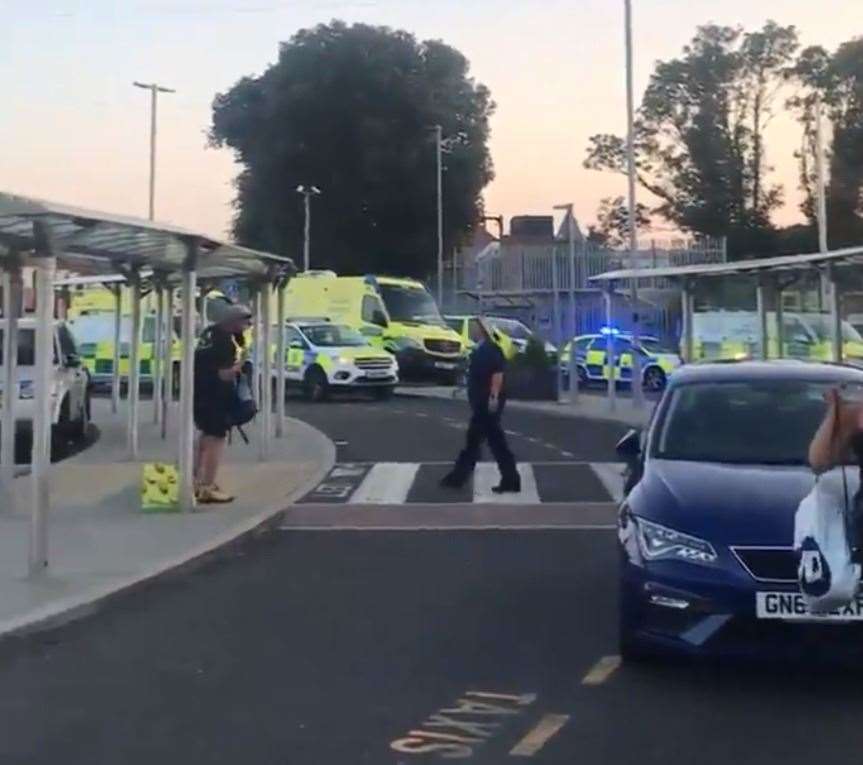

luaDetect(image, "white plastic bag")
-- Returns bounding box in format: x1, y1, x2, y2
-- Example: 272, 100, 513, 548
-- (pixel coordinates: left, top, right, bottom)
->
794, 473, 861, 614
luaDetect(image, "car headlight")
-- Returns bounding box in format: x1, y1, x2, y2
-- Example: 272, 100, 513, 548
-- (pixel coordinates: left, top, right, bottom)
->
635, 517, 717, 564
337, 356, 351, 365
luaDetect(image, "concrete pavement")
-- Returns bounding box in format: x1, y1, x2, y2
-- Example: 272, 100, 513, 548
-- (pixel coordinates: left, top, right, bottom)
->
0, 397, 335, 638
396, 385, 653, 428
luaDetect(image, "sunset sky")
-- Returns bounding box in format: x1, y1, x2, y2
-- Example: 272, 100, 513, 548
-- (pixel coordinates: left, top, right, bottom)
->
1, 0, 858, 245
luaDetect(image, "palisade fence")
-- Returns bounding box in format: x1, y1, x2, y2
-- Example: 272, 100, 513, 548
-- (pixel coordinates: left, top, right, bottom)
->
437, 236, 727, 344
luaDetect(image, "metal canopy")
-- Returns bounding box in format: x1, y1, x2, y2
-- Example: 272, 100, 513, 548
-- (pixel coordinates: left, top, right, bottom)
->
0, 192, 295, 281
590, 245, 863, 283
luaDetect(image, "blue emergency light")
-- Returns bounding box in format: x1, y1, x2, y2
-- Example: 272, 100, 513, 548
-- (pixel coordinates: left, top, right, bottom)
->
599, 326, 621, 336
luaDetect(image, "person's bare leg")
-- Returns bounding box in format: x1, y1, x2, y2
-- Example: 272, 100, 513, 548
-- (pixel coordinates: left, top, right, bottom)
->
199, 435, 226, 486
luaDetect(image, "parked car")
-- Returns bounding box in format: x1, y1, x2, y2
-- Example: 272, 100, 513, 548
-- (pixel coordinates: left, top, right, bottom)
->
0, 319, 91, 451
616, 359, 863, 660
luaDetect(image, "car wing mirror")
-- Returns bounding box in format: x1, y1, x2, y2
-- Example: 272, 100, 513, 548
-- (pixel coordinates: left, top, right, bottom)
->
289, 340, 305, 349
65, 353, 82, 368
372, 311, 389, 328
616, 428, 641, 462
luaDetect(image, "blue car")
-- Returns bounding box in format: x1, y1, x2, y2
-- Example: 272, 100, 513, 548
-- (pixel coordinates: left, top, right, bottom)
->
617, 360, 863, 660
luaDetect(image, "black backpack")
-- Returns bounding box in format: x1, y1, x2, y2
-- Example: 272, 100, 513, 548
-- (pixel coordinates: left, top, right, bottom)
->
227, 361, 258, 442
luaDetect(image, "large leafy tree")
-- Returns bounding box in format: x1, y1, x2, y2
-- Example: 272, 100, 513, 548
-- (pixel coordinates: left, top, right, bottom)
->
584, 22, 798, 258
787, 38, 863, 248
210, 21, 495, 277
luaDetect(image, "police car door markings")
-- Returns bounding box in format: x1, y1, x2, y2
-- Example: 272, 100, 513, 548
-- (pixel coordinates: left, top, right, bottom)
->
349, 462, 419, 504
390, 690, 536, 759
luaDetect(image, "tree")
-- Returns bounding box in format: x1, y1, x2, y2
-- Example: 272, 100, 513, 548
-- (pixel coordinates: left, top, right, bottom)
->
586, 196, 650, 248
787, 38, 863, 248
210, 21, 495, 277
584, 22, 799, 258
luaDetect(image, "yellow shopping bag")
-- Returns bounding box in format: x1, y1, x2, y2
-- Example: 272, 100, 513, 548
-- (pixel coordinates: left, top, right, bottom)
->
141, 462, 181, 513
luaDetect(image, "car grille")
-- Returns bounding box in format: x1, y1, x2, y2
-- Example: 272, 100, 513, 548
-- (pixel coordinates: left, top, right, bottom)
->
355, 357, 391, 370
424, 339, 461, 356
731, 546, 797, 583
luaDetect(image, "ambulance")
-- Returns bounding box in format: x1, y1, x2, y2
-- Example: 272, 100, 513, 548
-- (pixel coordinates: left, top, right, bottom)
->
282, 272, 465, 383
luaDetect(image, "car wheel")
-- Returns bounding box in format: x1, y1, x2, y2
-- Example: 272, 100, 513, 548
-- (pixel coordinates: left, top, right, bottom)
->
304, 367, 329, 402
643, 366, 666, 392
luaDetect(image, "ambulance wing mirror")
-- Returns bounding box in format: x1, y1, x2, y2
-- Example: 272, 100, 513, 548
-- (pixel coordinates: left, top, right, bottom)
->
289, 340, 306, 350
372, 310, 388, 328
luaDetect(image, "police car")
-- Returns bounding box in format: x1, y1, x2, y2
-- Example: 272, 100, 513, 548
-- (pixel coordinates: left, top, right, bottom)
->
280, 319, 399, 401
559, 329, 681, 392
0, 318, 91, 448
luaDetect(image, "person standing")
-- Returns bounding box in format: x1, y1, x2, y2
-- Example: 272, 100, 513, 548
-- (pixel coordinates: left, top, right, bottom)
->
193, 302, 252, 504
441, 317, 520, 493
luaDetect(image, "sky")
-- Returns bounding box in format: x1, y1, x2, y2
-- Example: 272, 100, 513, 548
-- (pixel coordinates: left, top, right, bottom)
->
0, 0, 859, 245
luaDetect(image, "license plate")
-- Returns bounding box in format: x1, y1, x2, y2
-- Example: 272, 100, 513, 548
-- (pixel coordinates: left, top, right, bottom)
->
365, 370, 390, 378
434, 362, 456, 370
756, 592, 863, 621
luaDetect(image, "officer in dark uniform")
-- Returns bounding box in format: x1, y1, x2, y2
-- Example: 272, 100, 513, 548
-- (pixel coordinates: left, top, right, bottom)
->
441, 317, 520, 493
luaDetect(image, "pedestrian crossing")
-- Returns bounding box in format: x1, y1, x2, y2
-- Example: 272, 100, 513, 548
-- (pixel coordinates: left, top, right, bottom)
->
298, 461, 626, 506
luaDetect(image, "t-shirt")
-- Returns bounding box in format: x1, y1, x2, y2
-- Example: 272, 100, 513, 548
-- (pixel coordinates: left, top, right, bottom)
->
194, 326, 239, 409
467, 339, 506, 408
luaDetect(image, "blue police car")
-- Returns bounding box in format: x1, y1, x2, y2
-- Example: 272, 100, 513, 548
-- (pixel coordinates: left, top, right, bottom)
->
617, 359, 863, 660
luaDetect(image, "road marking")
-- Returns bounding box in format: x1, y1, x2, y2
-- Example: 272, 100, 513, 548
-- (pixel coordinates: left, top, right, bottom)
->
581, 655, 622, 685
560, 450, 574, 458
509, 713, 570, 757
590, 462, 626, 502
473, 463, 540, 504
280, 524, 617, 531
415, 412, 429, 418
505, 429, 520, 436
349, 462, 419, 504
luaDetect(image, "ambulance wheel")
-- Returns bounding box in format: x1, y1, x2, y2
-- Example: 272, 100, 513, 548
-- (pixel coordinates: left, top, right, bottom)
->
643, 366, 666, 392
304, 367, 329, 402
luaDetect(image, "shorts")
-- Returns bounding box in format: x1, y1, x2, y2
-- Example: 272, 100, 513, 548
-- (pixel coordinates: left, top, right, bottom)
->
194, 406, 230, 439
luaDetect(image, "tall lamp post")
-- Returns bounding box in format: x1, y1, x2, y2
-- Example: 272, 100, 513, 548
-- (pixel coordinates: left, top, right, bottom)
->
434, 125, 444, 306
132, 81, 176, 221
554, 203, 578, 401
624, 0, 644, 409
296, 185, 322, 272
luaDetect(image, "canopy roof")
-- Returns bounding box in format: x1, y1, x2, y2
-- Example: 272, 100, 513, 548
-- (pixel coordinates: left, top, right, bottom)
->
0, 192, 294, 282
590, 245, 863, 283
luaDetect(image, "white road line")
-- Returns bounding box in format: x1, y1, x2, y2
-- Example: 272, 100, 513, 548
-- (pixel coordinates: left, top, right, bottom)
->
509, 714, 570, 757
279, 525, 617, 531
473, 463, 540, 505
349, 463, 420, 504
560, 450, 574, 458
590, 462, 626, 503
581, 655, 622, 686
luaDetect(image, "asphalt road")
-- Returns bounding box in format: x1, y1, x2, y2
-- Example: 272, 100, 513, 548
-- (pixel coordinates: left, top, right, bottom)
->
2, 395, 862, 764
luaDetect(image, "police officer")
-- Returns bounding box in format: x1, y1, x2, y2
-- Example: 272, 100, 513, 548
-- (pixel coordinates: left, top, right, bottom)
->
441, 317, 520, 493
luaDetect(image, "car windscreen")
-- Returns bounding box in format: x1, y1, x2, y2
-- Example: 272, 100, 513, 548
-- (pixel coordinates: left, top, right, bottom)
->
68, 316, 158, 344
301, 324, 368, 347
0, 328, 37, 366
653, 380, 835, 465
804, 314, 863, 344
487, 318, 531, 340
445, 318, 463, 333
378, 285, 443, 324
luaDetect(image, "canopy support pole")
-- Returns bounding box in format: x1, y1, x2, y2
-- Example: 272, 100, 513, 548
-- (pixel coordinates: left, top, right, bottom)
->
259, 281, 272, 459
829, 265, 843, 363
604, 284, 616, 411
161, 284, 174, 440
1, 255, 21, 510
756, 276, 770, 361
775, 286, 785, 359
551, 245, 562, 399
152, 282, 164, 426
275, 280, 287, 438
111, 285, 122, 414
30, 221, 56, 575
681, 280, 694, 364
178, 242, 198, 512
127, 271, 142, 460
252, 287, 263, 406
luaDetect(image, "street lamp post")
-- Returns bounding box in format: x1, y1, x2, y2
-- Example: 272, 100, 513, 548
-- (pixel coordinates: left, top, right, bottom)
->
435, 125, 444, 306
624, 0, 644, 409
133, 82, 176, 221
296, 186, 322, 271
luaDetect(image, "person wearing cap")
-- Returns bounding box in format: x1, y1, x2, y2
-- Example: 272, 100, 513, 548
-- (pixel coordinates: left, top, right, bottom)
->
193, 302, 252, 504
441, 316, 521, 493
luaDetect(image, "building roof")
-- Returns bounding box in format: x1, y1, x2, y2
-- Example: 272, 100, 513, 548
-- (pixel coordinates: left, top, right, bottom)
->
0, 192, 295, 283
590, 245, 863, 283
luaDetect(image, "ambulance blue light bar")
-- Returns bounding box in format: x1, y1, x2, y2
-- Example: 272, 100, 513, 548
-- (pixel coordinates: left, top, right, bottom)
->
599, 326, 621, 336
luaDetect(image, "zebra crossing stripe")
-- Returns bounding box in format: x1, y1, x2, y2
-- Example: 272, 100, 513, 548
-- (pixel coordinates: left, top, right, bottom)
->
589, 463, 625, 503
473, 463, 540, 505
349, 462, 420, 504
